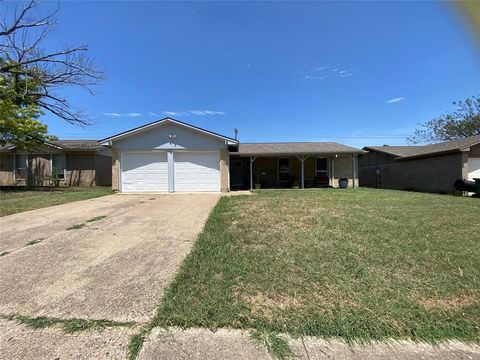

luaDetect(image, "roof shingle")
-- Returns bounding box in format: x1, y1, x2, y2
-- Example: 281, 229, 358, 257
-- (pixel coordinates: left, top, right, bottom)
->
364, 134, 480, 159
236, 142, 364, 155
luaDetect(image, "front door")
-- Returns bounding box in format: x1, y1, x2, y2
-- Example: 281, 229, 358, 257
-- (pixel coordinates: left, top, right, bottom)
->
277, 157, 291, 187
230, 159, 244, 187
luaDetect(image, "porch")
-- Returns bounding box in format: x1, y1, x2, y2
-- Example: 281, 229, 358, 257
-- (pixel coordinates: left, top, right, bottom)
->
229, 154, 358, 190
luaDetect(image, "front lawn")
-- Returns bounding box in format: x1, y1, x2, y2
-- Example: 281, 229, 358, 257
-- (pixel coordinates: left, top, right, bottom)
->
155, 189, 480, 343
0, 187, 113, 216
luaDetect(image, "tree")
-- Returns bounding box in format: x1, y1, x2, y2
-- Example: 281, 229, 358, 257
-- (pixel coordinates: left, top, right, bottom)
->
0, 0, 104, 145
408, 96, 480, 144
0, 69, 56, 146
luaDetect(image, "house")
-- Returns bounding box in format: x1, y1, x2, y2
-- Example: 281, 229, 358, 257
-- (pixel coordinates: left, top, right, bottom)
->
0, 141, 112, 187
359, 135, 480, 194
99, 117, 364, 193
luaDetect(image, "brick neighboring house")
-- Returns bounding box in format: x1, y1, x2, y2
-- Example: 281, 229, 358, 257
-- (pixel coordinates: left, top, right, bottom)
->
0, 140, 112, 187
359, 135, 480, 194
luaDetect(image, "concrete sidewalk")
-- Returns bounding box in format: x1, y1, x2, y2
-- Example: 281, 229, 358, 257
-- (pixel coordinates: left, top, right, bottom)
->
138, 328, 480, 360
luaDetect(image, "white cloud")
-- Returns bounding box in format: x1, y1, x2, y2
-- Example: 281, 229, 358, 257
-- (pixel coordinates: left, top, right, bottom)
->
339, 70, 347, 74
163, 110, 226, 117
148, 112, 159, 116
385, 97, 404, 104
313, 66, 327, 71
332, 68, 339, 72
303, 75, 324, 81
103, 112, 143, 117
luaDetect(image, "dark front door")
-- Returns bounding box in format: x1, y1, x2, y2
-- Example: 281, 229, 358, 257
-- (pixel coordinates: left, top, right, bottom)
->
230, 158, 244, 187
277, 157, 291, 187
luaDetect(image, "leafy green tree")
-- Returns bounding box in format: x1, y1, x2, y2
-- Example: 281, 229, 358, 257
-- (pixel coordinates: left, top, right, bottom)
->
408, 96, 480, 144
0, 0, 103, 146
0, 69, 55, 146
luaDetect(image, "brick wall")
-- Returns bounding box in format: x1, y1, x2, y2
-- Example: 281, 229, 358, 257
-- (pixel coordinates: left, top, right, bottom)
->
66, 153, 96, 186
95, 154, 113, 186
220, 149, 229, 192
112, 149, 120, 191
332, 155, 359, 188
359, 151, 465, 194
0, 153, 14, 186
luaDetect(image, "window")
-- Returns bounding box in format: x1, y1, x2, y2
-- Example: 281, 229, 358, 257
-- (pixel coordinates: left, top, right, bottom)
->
315, 157, 329, 185
278, 157, 291, 183
52, 154, 66, 179
15, 154, 28, 181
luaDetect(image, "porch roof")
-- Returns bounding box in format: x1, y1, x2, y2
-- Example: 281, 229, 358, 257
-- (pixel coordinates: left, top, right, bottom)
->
234, 142, 365, 156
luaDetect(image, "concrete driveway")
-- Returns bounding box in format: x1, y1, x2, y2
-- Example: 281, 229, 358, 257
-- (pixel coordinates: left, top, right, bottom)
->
0, 194, 219, 323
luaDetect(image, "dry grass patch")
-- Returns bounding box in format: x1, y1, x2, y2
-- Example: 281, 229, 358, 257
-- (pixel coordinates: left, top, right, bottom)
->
418, 292, 479, 311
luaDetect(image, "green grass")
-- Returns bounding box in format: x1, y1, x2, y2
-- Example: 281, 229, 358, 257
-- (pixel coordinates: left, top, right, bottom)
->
250, 329, 293, 359
128, 326, 154, 360
86, 215, 107, 222
153, 189, 480, 344
67, 223, 87, 230
26, 239, 43, 246
0, 313, 134, 333
0, 187, 113, 217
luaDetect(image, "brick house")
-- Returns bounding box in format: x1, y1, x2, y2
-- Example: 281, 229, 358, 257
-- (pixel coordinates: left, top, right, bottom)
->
0, 141, 112, 187
359, 135, 480, 194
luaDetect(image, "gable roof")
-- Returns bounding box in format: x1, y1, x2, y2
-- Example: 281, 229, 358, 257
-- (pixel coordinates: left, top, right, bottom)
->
363, 146, 425, 158
1, 140, 103, 152
236, 142, 364, 156
364, 134, 480, 160
99, 117, 238, 145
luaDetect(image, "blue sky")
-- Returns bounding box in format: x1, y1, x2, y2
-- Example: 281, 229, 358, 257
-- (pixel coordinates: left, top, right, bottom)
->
36, 1, 480, 147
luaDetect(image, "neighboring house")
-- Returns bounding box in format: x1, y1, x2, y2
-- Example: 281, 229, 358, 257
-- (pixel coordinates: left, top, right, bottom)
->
359, 135, 480, 194
0, 141, 112, 187
100, 117, 364, 193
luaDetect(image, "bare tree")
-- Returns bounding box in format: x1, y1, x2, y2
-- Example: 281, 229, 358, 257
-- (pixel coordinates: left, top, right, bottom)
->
0, 0, 104, 125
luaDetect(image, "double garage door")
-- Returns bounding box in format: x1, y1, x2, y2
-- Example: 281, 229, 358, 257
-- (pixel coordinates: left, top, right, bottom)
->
121, 151, 220, 192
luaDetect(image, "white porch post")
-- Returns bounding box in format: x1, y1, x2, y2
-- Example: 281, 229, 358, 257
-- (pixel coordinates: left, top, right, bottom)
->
331, 157, 335, 187
250, 156, 257, 190
296, 155, 307, 189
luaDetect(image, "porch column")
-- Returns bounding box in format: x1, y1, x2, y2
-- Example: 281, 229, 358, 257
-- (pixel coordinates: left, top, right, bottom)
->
250, 156, 257, 190
331, 157, 335, 187
352, 154, 357, 189
296, 155, 307, 189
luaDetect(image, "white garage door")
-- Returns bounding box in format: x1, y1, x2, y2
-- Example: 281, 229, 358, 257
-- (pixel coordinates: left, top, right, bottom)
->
468, 158, 480, 180
174, 152, 220, 192
121, 152, 168, 192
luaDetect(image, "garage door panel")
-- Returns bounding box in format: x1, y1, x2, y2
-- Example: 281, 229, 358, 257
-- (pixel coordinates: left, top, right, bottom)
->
174, 152, 220, 192
469, 158, 480, 180
121, 152, 168, 192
